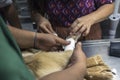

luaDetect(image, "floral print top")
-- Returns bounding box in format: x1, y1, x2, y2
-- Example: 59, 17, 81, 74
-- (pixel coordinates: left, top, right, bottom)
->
45, 0, 114, 27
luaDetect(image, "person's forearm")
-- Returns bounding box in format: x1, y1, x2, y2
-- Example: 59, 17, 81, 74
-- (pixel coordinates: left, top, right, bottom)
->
4, 4, 22, 29
40, 63, 86, 80
87, 3, 114, 23
8, 26, 34, 49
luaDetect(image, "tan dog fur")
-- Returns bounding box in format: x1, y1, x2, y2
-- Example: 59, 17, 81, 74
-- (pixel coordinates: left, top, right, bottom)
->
23, 50, 73, 79
23, 50, 113, 80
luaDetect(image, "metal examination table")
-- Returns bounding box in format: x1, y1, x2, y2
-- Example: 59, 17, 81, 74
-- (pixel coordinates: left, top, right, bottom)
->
82, 39, 120, 79
21, 22, 120, 79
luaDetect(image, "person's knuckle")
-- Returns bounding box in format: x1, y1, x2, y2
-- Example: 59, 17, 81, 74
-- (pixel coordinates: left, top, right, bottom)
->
77, 18, 81, 21
86, 30, 89, 35
76, 18, 80, 22
78, 30, 81, 33
80, 27, 85, 32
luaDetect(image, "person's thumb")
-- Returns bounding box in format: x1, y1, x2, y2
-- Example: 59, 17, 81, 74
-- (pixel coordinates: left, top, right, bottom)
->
75, 42, 82, 51
74, 42, 86, 62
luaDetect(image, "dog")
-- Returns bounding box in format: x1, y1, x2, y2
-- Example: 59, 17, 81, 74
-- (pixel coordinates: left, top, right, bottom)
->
23, 50, 73, 79
23, 50, 114, 80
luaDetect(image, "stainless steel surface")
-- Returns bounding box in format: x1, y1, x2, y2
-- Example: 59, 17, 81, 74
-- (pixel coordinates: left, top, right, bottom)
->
82, 39, 120, 79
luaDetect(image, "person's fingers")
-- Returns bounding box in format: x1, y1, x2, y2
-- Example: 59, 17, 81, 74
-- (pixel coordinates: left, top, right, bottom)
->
37, 26, 43, 32
84, 26, 91, 36
40, 25, 52, 34
38, 28, 43, 33
47, 25, 55, 33
71, 21, 77, 29
71, 23, 83, 34
77, 25, 86, 34
50, 47, 58, 51
71, 19, 79, 28
56, 37, 70, 46
50, 45, 63, 51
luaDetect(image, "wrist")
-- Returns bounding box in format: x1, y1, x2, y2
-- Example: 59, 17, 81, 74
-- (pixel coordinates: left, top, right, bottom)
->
74, 58, 87, 70
19, 31, 35, 49
34, 32, 38, 48
71, 63, 87, 78
27, 31, 35, 48
85, 12, 97, 25
75, 63, 87, 74
89, 11, 100, 24
33, 33, 45, 49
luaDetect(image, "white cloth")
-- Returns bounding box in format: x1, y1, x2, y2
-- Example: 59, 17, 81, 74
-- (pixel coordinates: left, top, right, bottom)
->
64, 38, 75, 51
0, 0, 12, 8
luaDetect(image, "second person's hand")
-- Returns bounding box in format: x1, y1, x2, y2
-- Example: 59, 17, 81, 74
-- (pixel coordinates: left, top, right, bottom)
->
35, 33, 70, 51
37, 16, 55, 34
70, 15, 95, 36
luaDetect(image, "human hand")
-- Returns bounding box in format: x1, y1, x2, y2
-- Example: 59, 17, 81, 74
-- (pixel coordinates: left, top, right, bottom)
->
68, 42, 86, 67
70, 15, 95, 36
37, 17, 55, 34
35, 33, 70, 51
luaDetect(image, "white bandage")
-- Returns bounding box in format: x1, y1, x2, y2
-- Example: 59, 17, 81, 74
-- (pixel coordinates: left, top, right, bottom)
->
64, 38, 75, 51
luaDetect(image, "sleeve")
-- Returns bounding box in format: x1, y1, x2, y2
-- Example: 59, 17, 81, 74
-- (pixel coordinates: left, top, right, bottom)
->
0, 0, 13, 8
94, 0, 115, 9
